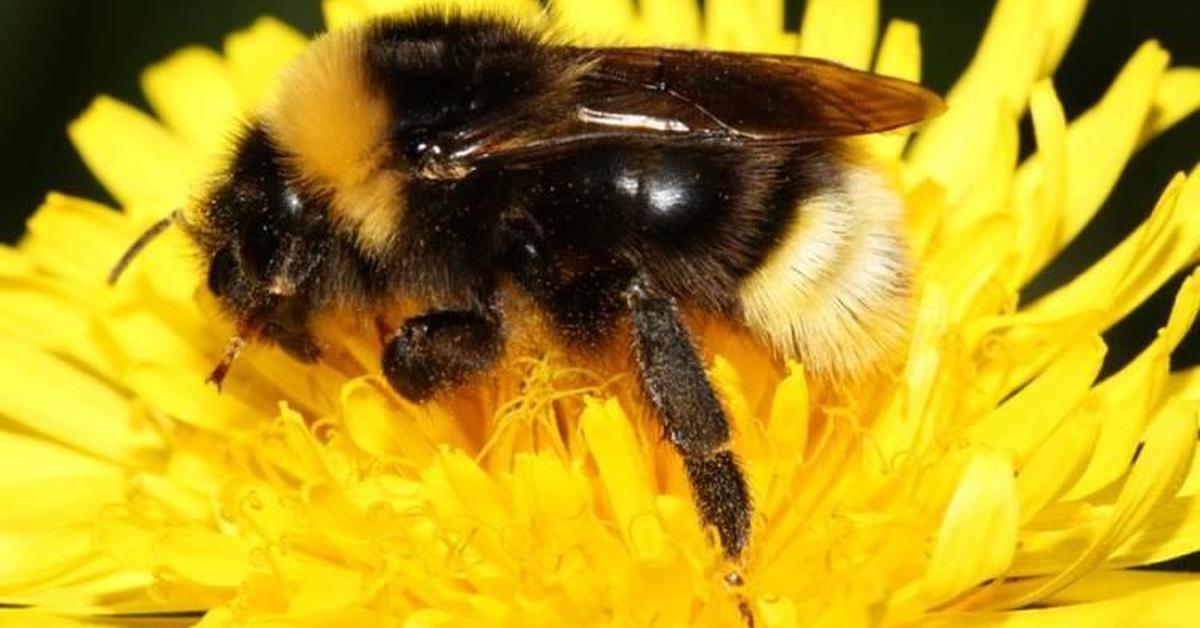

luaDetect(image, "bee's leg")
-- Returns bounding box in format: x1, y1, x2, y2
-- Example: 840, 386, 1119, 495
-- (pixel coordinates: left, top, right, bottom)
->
625, 278, 751, 559
381, 309, 503, 402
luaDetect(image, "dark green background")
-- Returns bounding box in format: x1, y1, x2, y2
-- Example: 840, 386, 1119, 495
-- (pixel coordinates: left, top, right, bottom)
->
0, 0, 1197, 568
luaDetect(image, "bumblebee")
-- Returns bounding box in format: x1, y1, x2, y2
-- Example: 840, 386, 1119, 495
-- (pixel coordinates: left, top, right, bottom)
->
111, 12, 943, 564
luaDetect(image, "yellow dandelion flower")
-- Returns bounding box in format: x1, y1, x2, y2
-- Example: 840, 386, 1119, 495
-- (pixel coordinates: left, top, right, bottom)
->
2, 0, 1200, 626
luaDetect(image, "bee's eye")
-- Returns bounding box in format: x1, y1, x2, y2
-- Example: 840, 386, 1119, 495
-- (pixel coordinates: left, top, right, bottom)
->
405, 139, 430, 161
207, 246, 238, 297
240, 220, 282, 281
403, 132, 443, 164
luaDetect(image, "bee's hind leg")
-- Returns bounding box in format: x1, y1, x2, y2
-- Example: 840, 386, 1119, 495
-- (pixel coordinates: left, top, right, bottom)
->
624, 277, 752, 560
381, 309, 503, 402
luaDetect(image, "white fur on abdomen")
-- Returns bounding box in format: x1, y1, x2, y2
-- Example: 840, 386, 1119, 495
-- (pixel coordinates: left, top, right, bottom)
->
738, 165, 910, 377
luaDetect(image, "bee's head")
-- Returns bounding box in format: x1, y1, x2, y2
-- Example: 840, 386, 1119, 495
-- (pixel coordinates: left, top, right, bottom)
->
194, 124, 330, 363
109, 123, 330, 376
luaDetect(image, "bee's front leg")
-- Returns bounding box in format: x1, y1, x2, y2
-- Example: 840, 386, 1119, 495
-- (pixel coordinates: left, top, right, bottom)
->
381, 309, 503, 401
625, 278, 752, 559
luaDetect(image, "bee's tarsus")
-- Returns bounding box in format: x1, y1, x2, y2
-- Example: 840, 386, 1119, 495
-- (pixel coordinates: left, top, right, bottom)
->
725, 569, 755, 627
738, 598, 755, 628
206, 335, 245, 391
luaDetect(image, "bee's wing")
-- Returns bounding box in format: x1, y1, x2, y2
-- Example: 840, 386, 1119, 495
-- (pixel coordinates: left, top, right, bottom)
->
571, 46, 944, 141
424, 47, 944, 176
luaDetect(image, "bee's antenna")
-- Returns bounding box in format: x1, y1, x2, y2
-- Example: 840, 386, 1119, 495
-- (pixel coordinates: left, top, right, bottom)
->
206, 334, 245, 391
107, 209, 183, 285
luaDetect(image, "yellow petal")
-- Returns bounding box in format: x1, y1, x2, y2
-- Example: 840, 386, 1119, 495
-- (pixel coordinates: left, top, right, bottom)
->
872, 286, 948, 459
0, 475, 125, 533
1145, 67, 1200, 140
276, 554, 371, 616
997, 401, 1197, 605
363, 0, 426, 17
510, 452, 593, 531
969, 335, 1105, 463
958, 0, 1084, 106
704, 0, 791, 52
767, 363, 809, 464
464, 0, 544, 21
1063, 367, 1161, 502
1110, 495, 1200, 567
123, 363, 261, 432
1010, 80, 1068, 283
322, 0, 367, 29
347, 0, 541, 24
232, 346, 340, 418
223, 18, 308, 110
420, 450, 518, 572
19, 193, 129, 287
0, 562, 158, 617
339, 377, 474, 466
640, 0, 702, 46
866, 19, 922, 160
67, 97, 199, 216
1011, 42, 1173, 278
0, 610, 113, 627
0, 245, 34, 277
909, 0, 1085, 192
944, 101, 1020, 239
0, 276, 114, 376
552, 0, 638, 42
427, 448, 510, 528
92, 516, 157, 576
1005, 171, 1200, 380
1176, 393, 1200, 496
924, 215, 1016, 326
798, 0, 878, 69
1014, 405, 1101, 524
873, 19, 920, 82
1062, 269, 1200, 500
916, 576, 1200, 627
0, 335, 161, 466
911, 97, 1015, 214
0, 432, 126, 535
905, 177, 949, 256
1048, 42, 1170, 256
98, 298, 220, 378
141, 47, 242, 159
0, 526, 113, 595
579, 398, 658, 550
155, 527, 254, 590
1047, 569, 1200, 605
0, 431, 119, 486
1040, 1, 1088, 76
920, 449, 1019, 608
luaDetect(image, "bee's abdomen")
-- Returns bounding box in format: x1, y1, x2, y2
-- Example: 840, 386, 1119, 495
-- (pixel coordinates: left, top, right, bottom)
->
516, 142, 824, 315
738, 162, 912, 377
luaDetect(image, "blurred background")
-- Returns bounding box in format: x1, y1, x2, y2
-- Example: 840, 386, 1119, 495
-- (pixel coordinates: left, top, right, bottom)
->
0, 0, 1196, 560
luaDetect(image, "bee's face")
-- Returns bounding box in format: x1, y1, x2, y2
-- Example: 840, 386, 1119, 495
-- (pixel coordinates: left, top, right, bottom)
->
197, 125, 328, 361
